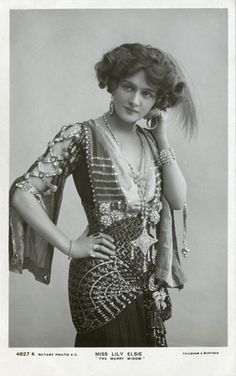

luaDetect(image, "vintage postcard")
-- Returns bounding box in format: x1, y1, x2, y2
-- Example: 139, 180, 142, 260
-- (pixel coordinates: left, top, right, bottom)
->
0, 0, 235, 375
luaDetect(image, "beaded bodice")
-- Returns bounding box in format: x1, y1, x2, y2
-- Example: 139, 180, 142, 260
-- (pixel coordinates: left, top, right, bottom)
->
79, 121, 162, 232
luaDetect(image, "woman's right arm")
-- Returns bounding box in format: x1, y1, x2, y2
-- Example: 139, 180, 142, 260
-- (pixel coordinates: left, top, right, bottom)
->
12, 188, 115, 260
11, 123, 115, 261
12, 188, 71, 256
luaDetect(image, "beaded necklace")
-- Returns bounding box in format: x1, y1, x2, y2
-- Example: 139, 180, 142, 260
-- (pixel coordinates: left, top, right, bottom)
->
103, 113, 159, 271
103, 113, 148, 199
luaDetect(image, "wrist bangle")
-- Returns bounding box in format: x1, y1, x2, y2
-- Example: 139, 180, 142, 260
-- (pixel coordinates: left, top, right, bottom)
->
68, 240, 73, 260
159, 147, 176, 166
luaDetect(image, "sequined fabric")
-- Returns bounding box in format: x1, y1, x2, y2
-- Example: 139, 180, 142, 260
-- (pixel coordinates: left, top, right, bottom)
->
69, 211, 172, 344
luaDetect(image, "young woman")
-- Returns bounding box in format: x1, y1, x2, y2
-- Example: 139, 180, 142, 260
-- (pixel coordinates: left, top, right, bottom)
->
9, 43, 197, 347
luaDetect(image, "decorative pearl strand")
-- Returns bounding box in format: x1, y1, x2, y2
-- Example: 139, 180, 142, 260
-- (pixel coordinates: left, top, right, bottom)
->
103, 113, 148, 220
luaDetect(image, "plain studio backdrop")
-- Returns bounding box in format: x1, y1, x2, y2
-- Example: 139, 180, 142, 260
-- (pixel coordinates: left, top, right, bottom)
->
9, 9, 227, 347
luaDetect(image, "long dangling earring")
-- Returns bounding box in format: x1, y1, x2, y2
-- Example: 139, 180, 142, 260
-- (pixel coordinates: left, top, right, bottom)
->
145, 108, 162, 130
109, 95, 114, 116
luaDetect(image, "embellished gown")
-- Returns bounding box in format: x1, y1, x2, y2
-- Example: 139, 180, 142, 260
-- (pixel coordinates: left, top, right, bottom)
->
9, 119, 186, 347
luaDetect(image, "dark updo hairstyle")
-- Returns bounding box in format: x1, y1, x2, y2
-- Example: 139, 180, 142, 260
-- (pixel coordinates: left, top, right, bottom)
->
95, 43, 197, 136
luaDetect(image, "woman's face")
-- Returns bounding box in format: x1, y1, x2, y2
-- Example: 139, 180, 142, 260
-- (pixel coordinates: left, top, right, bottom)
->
112, 69, 157, 123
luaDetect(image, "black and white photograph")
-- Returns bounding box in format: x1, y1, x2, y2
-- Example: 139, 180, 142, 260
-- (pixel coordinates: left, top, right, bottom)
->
1, 1, 235, 375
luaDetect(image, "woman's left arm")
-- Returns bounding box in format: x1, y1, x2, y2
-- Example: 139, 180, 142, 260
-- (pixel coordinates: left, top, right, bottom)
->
152, 112, 187, 210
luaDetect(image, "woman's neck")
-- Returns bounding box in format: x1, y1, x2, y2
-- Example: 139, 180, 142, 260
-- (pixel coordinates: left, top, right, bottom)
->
105, 112, 137, 135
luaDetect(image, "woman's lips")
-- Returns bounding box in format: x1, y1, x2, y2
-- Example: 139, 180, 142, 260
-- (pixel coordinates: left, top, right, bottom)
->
125, 107, 139, 114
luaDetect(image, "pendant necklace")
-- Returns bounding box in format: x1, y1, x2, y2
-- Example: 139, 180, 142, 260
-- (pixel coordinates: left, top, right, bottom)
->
103, 113, 158, 271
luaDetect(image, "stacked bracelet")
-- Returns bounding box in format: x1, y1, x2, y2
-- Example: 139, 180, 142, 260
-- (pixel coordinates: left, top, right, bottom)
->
68, 240, 73, 260
159, 147, 176, 166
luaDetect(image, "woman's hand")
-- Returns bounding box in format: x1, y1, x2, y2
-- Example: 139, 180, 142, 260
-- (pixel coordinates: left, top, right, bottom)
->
152, 108, 172, 141
71, 226, 116, 260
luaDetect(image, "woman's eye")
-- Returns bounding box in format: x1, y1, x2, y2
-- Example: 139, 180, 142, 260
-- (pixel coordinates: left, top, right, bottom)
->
143, 91, 155, 98
122, 83, 133, 91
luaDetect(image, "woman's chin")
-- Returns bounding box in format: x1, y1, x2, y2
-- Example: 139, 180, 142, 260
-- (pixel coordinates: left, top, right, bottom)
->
114, 111, 141, 124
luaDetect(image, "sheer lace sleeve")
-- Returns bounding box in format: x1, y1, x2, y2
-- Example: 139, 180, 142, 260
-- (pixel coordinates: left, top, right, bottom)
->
9, 122, 85, 284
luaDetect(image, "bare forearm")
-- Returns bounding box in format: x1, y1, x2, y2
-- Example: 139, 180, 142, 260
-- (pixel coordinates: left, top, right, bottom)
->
12, 189, 70, 255
156, 135, 187, 210
11, 188, 116, 261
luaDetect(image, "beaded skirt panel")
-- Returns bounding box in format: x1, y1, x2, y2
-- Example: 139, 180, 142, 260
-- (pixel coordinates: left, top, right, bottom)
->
68, 205, 172, 346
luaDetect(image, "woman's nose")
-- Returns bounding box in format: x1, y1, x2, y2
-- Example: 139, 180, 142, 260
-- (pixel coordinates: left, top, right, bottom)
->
129, 91, 140, 106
